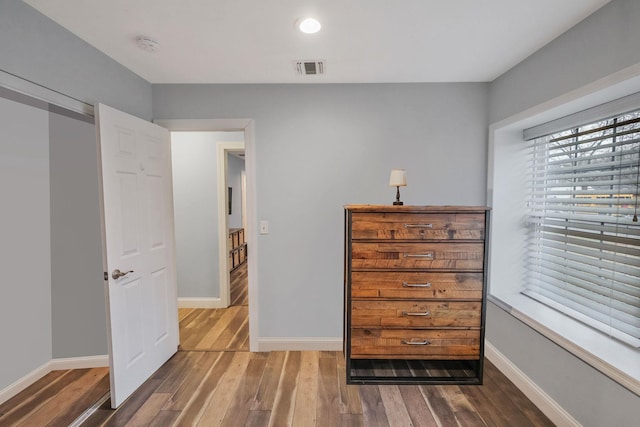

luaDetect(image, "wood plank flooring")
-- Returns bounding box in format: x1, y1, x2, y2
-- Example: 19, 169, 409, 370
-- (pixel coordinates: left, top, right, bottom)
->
77, 352, 553, 427
0, 368, 109, 427
0, 262, 555, 426
179, 259, 249, 352
179, 306, 249, 352
230, 262, 248, 306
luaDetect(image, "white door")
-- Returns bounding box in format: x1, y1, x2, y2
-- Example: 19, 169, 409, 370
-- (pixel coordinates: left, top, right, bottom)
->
96, 103, 179, 408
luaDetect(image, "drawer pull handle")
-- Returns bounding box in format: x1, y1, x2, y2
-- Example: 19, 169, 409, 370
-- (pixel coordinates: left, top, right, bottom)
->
402, 282, 432, 288
401, 339, 431, 346
403, 253, 434, 259
404, 224, 433, 228
402, 311, 431, 316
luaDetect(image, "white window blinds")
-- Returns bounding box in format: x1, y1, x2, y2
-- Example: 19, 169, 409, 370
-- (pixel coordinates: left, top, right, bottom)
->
523, 110, 640, 347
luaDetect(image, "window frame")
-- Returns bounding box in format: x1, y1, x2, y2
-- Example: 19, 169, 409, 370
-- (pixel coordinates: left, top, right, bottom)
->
487, 79, 640, 397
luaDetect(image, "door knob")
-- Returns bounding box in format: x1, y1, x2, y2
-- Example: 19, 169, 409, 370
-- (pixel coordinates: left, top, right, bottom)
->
112, 269, 134, 280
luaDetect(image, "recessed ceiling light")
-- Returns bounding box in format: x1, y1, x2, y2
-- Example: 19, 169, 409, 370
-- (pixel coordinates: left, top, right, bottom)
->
136, 36, 159, 53
297, 17, 321, 34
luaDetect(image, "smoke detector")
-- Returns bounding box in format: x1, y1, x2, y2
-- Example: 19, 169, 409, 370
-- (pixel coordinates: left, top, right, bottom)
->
295, 60, 325, 76
136, 36, 159, 53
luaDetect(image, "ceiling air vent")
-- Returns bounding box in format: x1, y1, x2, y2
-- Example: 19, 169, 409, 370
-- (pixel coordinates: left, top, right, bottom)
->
295, 60, 325, 76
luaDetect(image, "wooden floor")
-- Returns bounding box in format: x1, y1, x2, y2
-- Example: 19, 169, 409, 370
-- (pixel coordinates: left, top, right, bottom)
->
230, 262, 248, 306
179, 262, 249, 352
0, 261, 555, 426
0, 368, 109, 427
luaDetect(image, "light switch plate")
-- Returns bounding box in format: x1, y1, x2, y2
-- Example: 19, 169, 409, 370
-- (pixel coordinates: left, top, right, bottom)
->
259, 220, 269, 234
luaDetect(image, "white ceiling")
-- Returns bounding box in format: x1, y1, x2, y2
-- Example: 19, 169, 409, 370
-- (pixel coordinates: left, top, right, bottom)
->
24, 0, 611, 84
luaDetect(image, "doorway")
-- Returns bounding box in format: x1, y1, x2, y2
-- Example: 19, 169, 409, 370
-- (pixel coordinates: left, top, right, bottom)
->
156, 119, 258, 352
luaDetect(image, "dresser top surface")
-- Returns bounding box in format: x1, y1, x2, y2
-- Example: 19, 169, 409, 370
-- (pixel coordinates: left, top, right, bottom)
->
345, 205, 490, 213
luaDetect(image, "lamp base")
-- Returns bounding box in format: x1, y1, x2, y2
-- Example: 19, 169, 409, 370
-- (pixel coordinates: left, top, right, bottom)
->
393, 186, 403, 206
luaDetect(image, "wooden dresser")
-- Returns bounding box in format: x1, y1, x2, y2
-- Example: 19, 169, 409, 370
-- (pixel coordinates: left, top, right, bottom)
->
229, 228, 247, 271
344, 205, 490, 384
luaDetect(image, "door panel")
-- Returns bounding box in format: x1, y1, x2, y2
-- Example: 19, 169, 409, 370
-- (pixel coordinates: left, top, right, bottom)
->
123, 279, 144, 365
151, 268, 170, 344
96, 103, 178, 408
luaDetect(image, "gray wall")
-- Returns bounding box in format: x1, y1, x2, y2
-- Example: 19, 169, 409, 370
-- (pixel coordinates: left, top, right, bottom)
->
171, 131, 244, 299
488, 305, 638, 427
154, 83, 489, 337
488, 0, 640, 424
171, 132, 219, 299
489, 0, 640, 124
0, 0, 153, 394
0, 93, 52, 391
49, 110, 106, 358
0, 0, 152, 121
227, 154, 245, 229
0, 89, 110, 392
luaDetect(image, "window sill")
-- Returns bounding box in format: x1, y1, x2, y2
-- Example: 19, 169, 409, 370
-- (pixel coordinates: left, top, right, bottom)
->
489, 292, 640, 396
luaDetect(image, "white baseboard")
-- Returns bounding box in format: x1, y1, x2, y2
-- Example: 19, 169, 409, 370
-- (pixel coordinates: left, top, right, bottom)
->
49, 355, 109, 371
258, 337, 343, 352
485, 340, 581, 427
178, 297, 225, 309
0, 361, 51, 406
0, 355, 109, 406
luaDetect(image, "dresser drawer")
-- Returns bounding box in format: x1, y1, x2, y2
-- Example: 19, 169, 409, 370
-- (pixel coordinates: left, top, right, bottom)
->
350, 329, 481, 359
352, 300, 481, 328
351, 212, 485, 241
351, 271, 483, 299
351, 242, 484, 270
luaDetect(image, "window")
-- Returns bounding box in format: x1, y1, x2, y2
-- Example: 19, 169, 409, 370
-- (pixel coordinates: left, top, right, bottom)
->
523, 111, 640, 347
